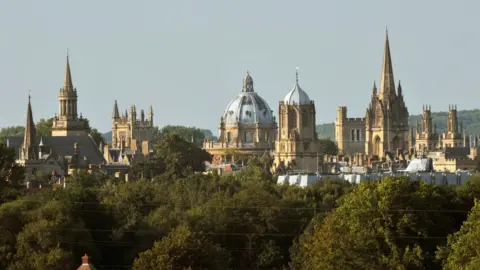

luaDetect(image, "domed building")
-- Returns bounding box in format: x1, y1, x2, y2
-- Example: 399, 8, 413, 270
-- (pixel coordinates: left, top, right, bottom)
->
274, 68, 318, 172
203, 71, 277, 165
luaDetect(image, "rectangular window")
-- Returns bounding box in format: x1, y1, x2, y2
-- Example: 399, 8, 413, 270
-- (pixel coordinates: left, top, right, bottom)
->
227, 132, 232, 143
356, 129, 360, 141
245, 131, 253, 143
351, 129, 355, 141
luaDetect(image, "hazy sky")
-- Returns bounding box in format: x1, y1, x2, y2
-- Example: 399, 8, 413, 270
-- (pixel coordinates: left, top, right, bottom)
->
1, 0, 479, 133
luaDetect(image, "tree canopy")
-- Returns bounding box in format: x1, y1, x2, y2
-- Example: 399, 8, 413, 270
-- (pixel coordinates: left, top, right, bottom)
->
1, 130, 480, 268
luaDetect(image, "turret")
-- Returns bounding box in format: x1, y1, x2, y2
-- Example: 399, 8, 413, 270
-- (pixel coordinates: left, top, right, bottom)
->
397, 80, 402, 96
464, 133, 469, 148
148, 105, 153, 125
38, 137, 44, 158
130, 105, 136, 126
112, 100, 120, 119
337, 106, 347, 123
140, 109, 145, 122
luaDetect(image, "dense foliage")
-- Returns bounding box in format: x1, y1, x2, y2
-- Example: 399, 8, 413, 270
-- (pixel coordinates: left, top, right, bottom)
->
1, 134, 480, 269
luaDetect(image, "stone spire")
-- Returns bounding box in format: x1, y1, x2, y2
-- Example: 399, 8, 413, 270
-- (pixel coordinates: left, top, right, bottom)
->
64, 54, 74, 90
378, 29, 396, 101
112, 100, 120, 119
23, 95, 36, 160
372, 81, 377, 96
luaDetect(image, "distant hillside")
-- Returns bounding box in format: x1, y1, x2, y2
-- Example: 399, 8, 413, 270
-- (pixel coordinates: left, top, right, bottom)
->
316, 109, 480, 139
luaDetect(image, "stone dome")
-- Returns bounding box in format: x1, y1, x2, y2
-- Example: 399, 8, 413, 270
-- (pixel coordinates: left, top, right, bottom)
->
283, 69, 311, 105
223, 71, 275, 126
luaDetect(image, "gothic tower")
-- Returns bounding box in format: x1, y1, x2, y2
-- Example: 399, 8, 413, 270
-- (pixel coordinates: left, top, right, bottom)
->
442, 105, 463, 148
274, 68, 318, 172
51, 55, 89, 136
364, 30, 409, 157
111, 101, 154, 151
415, 105, 438, 153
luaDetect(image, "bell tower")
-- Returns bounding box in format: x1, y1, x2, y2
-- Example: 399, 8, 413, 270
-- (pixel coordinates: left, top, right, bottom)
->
52, 54, 89, 136
274, 68, 318, 172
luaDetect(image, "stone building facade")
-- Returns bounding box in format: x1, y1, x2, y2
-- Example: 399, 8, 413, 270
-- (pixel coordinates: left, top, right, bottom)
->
440, 105, 464, 148
203, 71, 277, 164
111, 100, 154, 153
415, 105, 439, 153
335, 31, 409, 158
274, 69, 318, 172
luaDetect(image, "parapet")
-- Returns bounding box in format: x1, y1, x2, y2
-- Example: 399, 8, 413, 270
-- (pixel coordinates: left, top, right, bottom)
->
346, 117, 365, 122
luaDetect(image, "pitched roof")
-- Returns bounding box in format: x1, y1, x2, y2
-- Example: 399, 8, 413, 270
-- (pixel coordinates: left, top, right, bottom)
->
6, 135, 105, 165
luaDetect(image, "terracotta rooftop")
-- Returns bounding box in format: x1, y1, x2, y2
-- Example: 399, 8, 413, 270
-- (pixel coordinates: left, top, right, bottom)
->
76, 254, 96, 270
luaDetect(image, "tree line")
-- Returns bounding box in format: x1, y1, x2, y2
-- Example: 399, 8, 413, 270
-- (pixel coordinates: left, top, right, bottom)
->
1, 133, 479, 268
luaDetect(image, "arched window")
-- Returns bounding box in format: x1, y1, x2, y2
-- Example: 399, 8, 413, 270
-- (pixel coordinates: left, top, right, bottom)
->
302, 111, 309, 127
289, 111, 297, 128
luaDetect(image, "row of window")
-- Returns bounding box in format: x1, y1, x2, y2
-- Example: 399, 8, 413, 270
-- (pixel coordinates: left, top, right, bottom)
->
226, 131, 271, 143
281, 112, 310, 128
350, 129, 362, 141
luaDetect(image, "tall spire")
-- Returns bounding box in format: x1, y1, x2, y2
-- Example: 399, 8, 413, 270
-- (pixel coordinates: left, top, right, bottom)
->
378, 29, 396, 101
23, 94, 36, 160
112, 100, 120, 119
64, 54, 73, 90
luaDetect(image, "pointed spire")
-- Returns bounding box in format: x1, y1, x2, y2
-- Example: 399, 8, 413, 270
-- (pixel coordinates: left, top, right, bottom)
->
64, 54, 74, 90
372, 81, 377, 96
378, 29, 396, 101
397, 80, 402, 96
23, 94, 36, 160
112, 100, 120, 119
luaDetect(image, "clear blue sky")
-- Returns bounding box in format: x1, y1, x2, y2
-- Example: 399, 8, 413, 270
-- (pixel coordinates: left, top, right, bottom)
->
1, 0, 479, 133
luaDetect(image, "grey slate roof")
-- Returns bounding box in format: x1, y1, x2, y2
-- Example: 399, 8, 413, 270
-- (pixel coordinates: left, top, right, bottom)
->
442, 147, 470, 158
6, 135, 105, 165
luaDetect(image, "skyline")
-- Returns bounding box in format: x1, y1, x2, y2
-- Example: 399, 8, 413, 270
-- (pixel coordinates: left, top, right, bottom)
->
1, 0, 479, 133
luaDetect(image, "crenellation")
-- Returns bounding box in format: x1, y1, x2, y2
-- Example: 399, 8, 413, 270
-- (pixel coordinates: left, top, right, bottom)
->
346, 117, 365, 122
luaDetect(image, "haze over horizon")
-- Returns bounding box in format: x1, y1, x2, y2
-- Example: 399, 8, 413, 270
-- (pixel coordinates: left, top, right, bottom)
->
1, 0, 479, 134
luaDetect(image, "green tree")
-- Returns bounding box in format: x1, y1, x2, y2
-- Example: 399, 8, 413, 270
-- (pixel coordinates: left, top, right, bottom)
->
0, 126, 25, 143
0, 143, 24, 203
89, 128, 105, 147
292, 177, 466, 270
35, 118, 54, 136
157, 125, 206, 146
154, 133, 212, 179
133, 225, 230, 270
437, 200, 480, 270
316, 139, 338, 156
